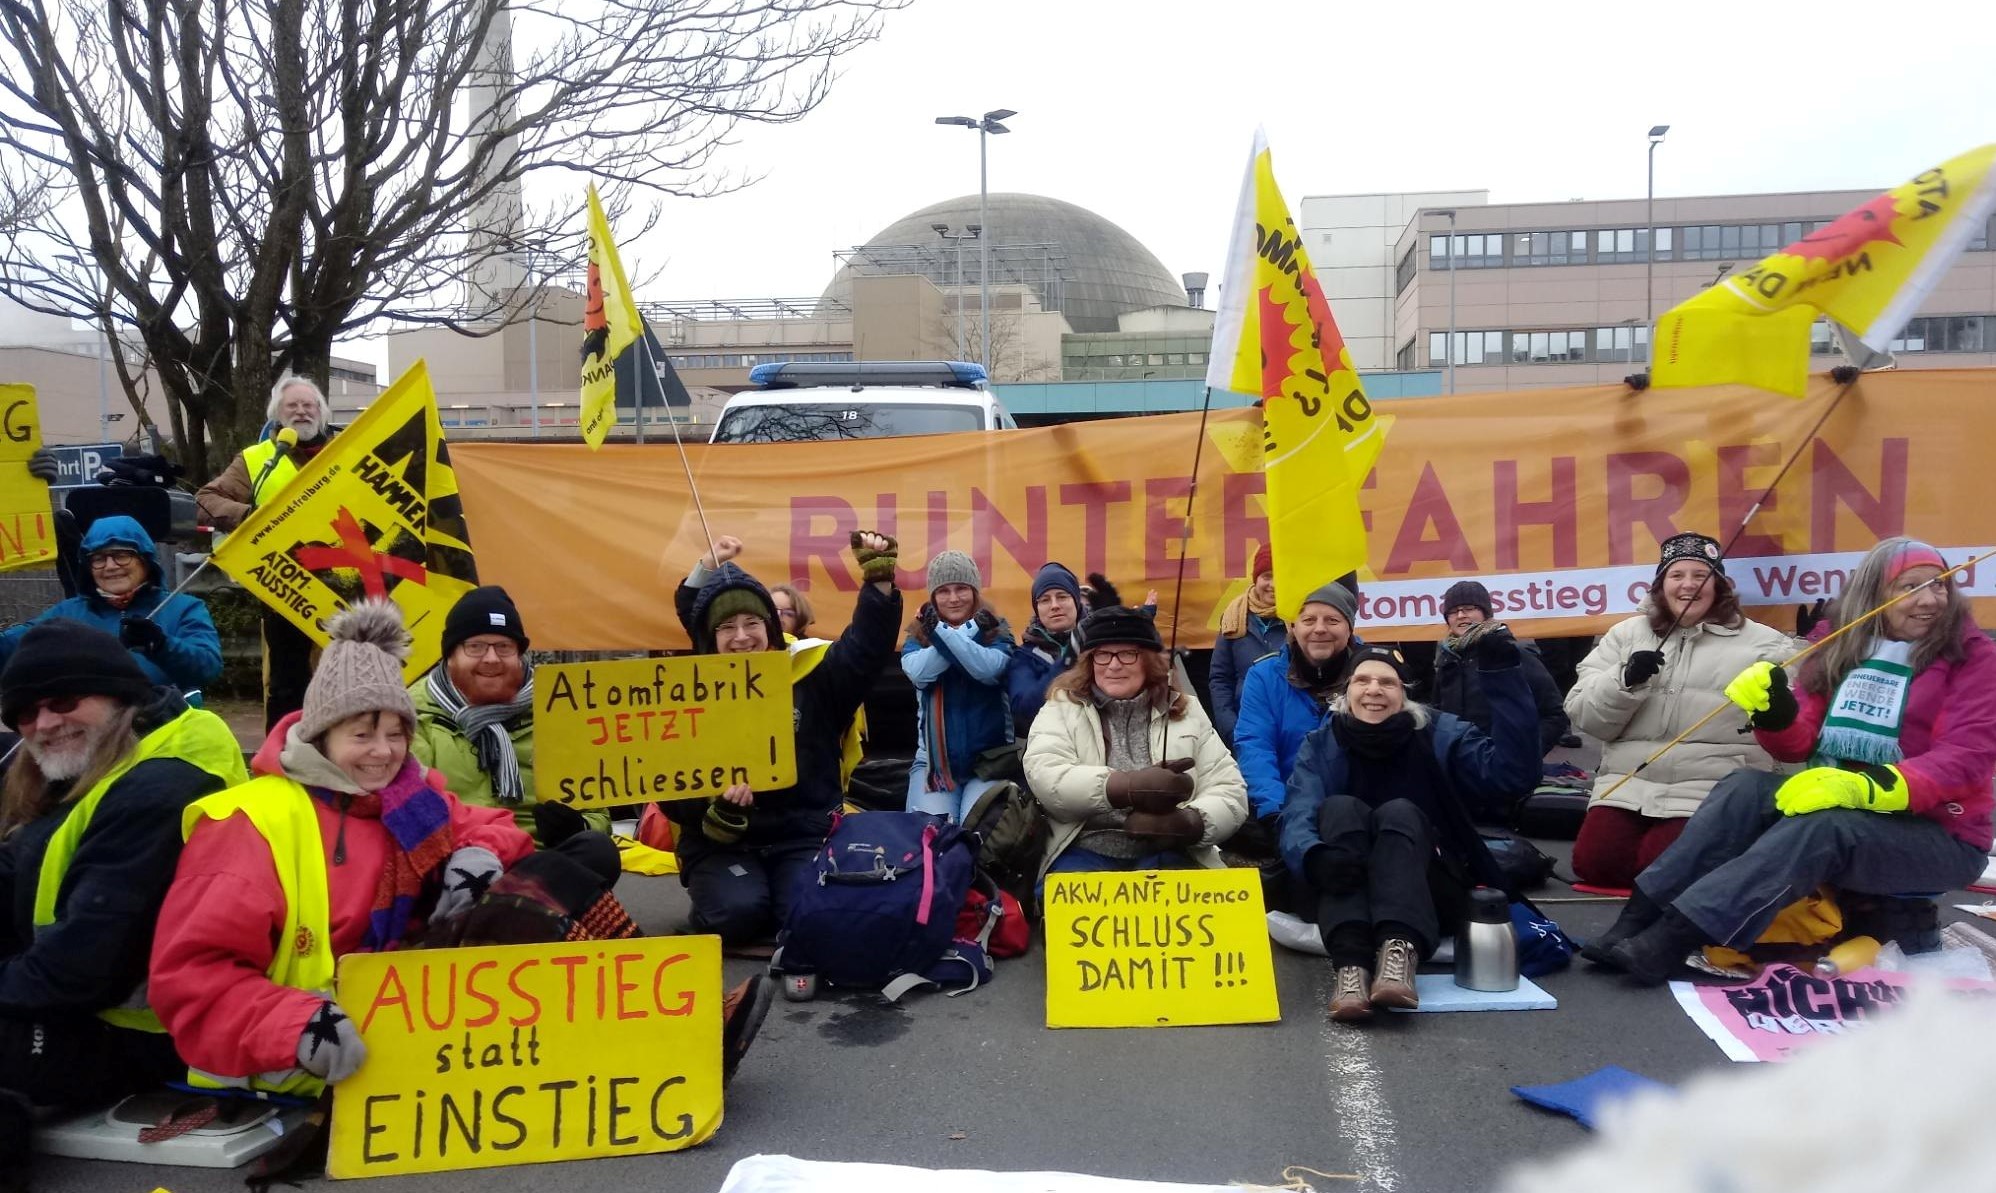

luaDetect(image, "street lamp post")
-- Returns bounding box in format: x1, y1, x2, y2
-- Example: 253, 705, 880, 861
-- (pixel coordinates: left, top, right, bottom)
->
1647, 124, 1670, 349
932, 222, 981, 360
935, 108, 1015, 374
1433, 210, 1458, 394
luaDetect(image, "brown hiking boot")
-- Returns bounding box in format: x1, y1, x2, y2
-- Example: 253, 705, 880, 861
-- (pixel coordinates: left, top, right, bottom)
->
1329, 965, 1373, 1022
1370, 938, 1420, 1010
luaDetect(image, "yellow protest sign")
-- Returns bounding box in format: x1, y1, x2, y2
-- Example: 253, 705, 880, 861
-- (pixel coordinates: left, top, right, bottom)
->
534, 653, 797, 809
209, 360, 479, 681
328, 936, 724, 1178
1043, 867, 1279, 1028
0, 385, 56, 572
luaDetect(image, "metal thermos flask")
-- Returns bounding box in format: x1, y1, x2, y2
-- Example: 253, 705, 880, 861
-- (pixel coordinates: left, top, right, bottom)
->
1455, 885, 1519, 992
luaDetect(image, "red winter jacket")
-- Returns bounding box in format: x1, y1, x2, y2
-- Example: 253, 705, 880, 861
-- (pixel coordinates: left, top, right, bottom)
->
149, 713, 533, 1082
1754, 620, 1996, 851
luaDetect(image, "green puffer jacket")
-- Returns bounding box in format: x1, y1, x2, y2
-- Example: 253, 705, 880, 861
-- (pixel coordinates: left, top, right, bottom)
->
407, 679, 610, 841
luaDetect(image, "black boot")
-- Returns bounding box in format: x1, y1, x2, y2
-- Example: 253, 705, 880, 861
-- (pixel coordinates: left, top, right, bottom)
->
1605, 908, 1710, 987
1580, 887, 1666, 969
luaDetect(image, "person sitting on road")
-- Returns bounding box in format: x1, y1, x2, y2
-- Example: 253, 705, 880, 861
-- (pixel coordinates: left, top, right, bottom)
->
1209, 544, 1285, 748
903, 550, 1015, 821
149, 601, 541, 1098
1585, 538, 1995, 985
1235, 581, 1361, 837
1281, 638, 1541, 1021
0, 622, 245, 1178
409, 585, 610, 846
663, 532, 902, 944
1008, 562, 1088, 737
0, 516, 221, 700
1023, 606, 1247, 889
1429, 580, 1571, 821
770, 583, 814, 641
1564, 533, 1794, 889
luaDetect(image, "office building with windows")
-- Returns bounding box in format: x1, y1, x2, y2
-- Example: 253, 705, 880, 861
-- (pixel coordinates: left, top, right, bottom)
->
1380, 190, 1996, 389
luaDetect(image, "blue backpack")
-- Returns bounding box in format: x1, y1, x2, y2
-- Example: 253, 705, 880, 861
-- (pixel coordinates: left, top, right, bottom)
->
774, 811, 981, 1000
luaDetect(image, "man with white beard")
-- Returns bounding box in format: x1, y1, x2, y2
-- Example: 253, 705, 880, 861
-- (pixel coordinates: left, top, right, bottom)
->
0, 621, 246, 1188
197, 375, 342, 729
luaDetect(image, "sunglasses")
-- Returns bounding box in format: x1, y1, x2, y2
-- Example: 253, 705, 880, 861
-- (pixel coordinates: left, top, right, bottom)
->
20, 694, 84, 723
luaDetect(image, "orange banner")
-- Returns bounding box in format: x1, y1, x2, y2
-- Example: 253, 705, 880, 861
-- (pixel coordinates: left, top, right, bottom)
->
452, 369, 1996, 650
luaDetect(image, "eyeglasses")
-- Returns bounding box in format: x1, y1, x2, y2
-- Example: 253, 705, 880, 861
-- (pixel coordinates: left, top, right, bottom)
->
459, 641, 520, 660
89, 549, 141, 568
1090, 648, 1144, 667
23, 695, 83, 721
777, 608, 801, 623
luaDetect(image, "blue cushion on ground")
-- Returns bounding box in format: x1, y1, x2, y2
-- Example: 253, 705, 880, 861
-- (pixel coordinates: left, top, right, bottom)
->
1511, 1065, 1671, 1130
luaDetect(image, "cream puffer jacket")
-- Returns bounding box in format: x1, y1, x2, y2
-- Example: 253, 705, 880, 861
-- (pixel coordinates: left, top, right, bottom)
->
1023, 689, 1249, 882
1566, 612, 1799, 819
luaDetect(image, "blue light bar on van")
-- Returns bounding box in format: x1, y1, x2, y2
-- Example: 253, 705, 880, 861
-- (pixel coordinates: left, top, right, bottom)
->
748, 361, 988, 390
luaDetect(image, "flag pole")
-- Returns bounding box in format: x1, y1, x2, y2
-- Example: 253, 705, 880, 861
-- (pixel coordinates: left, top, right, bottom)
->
1648, 364, 1863, 650
640, 331, 717, 566
1165, 385, 1218, 664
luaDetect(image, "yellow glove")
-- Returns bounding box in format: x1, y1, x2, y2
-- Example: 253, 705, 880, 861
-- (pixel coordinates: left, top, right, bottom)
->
1773, 764, 1908, 817
1725, 661, 1799, 730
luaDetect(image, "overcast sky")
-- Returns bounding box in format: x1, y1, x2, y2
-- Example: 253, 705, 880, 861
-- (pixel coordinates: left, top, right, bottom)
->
604, 0, 1996, 307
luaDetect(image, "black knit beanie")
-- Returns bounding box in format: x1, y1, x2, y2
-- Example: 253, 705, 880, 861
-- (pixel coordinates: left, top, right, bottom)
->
1655, 532, 1725, 582
1077, 605, 1163, 654
1441, 580, 1494, 621
1, 619, 155, 728
1339, 643, 1412, 687
441, 586, 529, 659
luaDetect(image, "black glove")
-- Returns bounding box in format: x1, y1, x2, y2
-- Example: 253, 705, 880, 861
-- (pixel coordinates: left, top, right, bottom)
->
1472, 624, 1520, 671
1749, 664, 1800, 732
1622, 649, 1666, 688
1084, 572, 1123, 611
119, 616, 166, 655
532, 799, 588, 849
1796, 598, 1827, 638
25, 449, 60, 484
973, 607, 1000, 637
918, 603, 941, 638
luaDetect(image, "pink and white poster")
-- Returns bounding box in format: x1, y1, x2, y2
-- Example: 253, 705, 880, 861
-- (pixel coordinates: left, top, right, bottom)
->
1672, 964, 1996, 1062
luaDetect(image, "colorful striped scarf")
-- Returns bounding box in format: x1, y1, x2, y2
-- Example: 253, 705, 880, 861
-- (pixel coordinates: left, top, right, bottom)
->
313, 756, 454, 951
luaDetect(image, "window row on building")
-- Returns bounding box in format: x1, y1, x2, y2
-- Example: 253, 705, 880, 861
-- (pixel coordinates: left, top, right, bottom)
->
1062, 350, 1211, 370
1413, 214, 1996, 284
1408, 313, 1996, 369
666, 350, 854, 369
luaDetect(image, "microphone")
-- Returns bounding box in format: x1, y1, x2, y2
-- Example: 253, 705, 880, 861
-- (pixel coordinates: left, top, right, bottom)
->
250, 426, 300, 499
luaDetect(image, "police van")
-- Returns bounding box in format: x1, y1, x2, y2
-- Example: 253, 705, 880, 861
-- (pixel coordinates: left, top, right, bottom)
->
707, 361, 1015, 444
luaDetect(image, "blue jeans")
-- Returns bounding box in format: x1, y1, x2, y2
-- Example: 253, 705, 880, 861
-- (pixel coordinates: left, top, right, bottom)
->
905, 755, 1001, 822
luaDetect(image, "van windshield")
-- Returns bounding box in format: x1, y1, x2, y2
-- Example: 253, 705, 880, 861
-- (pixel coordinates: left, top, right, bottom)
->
711, 402, 985, 444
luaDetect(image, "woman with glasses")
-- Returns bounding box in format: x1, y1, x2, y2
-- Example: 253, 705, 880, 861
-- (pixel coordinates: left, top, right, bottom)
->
0, 515, 220, 697
770, 583, 814, 641
1587, 538, 1996, 985
1023, 606, 1248, 888
409, 586, 610, 843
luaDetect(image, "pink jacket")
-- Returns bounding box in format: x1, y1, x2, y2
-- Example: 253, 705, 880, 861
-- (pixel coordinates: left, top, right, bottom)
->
150, 714, 533, 1082
1755, 620, 1996, 851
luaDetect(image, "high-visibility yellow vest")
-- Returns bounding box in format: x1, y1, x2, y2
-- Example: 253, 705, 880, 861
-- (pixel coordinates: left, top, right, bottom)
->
30, 707, 249, 1033
790, 636, 865, 790
241, 437, 301, 507
179, 775, 337, 1097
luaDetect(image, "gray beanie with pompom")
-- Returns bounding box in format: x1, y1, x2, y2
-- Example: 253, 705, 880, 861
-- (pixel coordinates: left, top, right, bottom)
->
298, 600, 417, 741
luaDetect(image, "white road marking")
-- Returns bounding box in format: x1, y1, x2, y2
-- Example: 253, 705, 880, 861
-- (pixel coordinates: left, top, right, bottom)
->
1317, 968, 1403, 1191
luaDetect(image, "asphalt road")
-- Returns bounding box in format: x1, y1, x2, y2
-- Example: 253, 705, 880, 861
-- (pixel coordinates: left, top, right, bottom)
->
50, 827, 1974, 1193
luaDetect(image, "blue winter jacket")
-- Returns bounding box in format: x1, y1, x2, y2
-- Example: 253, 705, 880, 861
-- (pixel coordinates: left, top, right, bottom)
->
0, 516, 222, 694
902, 612, 1015, 794
1278, 661, 1541, 892
1005, 623, 1074, 737
1234, 644, 1349, 819
1208, 612, 1287, 746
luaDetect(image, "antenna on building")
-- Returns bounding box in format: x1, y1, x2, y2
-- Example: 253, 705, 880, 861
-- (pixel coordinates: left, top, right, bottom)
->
1183, 272, 1209, 309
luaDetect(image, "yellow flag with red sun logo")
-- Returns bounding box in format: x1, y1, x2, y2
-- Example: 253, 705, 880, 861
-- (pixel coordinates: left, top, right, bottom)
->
1206, 130, 1385, 619
580, 184, 646, 449
1653, 143, 1996, 398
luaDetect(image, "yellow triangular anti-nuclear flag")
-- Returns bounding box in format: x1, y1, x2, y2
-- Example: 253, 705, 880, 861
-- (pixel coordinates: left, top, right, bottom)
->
1207, 130, 1382, 618
1653, 143, 1996, 398
580, 184, 645, 449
